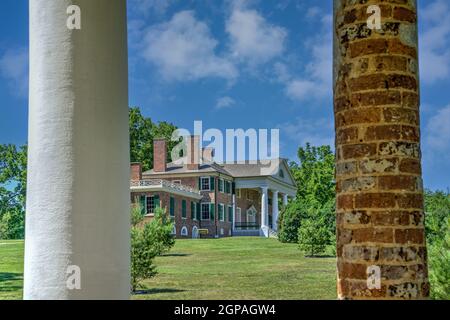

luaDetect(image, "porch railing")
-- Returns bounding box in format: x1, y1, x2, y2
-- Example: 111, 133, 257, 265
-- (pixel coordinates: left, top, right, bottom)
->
130, 179, 201, 195
235, 222, 260, 230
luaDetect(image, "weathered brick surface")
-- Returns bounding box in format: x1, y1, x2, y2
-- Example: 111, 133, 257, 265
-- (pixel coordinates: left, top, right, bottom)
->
334, 0, 428, 299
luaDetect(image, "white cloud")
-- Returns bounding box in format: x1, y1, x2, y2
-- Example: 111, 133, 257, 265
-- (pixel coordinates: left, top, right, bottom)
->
141, 11, 238, 82
420, 0, 450, 84
426, 105, 450, 155
215, 96, 236, 110
278, 10, 332, 102
226, 4, 287, 65
0, 48, 28, 98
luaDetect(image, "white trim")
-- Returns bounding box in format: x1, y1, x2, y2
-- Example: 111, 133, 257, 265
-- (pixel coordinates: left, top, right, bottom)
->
200, 176, 211, 191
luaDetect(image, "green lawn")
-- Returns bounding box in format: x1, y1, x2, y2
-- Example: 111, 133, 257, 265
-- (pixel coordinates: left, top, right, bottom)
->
0, 240, 24, 300
0, 237, 337, 300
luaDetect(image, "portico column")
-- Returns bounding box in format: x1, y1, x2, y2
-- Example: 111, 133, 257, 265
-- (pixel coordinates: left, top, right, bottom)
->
260, 187, 269, 237
25, 0, 130, 299
282, 193, 289, 207
272, 190, 279, 231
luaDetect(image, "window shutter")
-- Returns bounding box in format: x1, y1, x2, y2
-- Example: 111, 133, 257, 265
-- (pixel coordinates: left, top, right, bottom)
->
182, 200, 187, 218
232, 182, 236, 195
228, 207, 233, 222
210, 177, 215, 190
154, 194, 160, 209
198, 177, 202, 190
170, 197, 175, 216
210, 203, 215, 221
139, 195, 146, 215
196, 202, 201, 220
191, 202, 195, 219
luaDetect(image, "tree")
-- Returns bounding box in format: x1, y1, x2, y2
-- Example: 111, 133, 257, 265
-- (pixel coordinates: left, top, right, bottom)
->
298, 214, 330, 257
130, 205, 157, 292
278, 143, 335, 243
129, 107, 179, 172
428, 218, 450, 300
130, 205, 175, 292
0, 144, 27, 239
424, 190, 450, 245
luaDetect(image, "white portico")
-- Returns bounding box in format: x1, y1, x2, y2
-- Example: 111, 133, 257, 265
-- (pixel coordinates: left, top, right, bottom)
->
223, 159, 297, 237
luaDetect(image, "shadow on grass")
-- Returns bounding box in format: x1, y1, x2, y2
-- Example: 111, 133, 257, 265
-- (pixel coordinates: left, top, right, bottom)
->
160, 253, 190, 257
133, 288, 185, 295
0, 273, 23, 292
304, 255, 336, 259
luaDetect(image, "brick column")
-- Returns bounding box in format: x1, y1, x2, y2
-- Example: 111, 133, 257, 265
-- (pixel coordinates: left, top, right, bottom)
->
334, 0, 429, 299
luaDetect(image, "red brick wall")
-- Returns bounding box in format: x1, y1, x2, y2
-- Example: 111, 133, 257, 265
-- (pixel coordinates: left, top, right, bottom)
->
334, 1, 428, 299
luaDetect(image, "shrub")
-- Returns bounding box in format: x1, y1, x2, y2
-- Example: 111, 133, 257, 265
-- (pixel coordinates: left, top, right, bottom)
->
429, 218, 450, 300
130, 205, 175, 292
297, 216, 330, 257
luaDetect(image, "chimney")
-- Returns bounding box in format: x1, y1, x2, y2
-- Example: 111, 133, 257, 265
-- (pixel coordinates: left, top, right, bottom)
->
153, 138, 167, 172
187, 135, 200, 171
130, 163, 142, 181
202, 147, 215, 163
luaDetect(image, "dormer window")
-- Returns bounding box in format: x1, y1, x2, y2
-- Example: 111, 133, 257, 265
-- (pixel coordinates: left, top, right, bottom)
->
279, 169, 285, 178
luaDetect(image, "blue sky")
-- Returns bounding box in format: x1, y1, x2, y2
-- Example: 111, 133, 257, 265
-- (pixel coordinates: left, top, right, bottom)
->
0, 0, 449, 191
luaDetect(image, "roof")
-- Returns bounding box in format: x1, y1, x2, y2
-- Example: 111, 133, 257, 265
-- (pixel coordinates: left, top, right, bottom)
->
143, 158, 290, 179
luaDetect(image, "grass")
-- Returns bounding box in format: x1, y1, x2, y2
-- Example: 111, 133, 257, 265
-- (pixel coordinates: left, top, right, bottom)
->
0, 240, 24, 300
0, 237, 337, 300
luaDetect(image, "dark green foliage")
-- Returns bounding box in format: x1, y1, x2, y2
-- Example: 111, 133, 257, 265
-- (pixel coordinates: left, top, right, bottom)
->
129, 107, 179, 172
278, 143, 336, 244
130, 206, 175, 292
424, 190, 450, 299
298, 214, 330, 257
428, 221, 450, 300
0, 144, 27, 240
424, 190, 450, 245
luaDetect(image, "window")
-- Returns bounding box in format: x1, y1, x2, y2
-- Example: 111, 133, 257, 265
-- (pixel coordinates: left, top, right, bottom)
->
172, 180, 181, 185
200, 177, 210, 191
171, 225, 176, 235
145, 195, 160, 214
218, 179, 224, 193
170, 197, 175, 217
201, 203, 210, 220
146, 196, 155, 214
236, 207, 242, 223
236, 189, 241, 198
181, 226, 188, 237
279, 169, 285, 178
228, 206, 233, 222
182, 200, 187, 219
218, 204, 225, 221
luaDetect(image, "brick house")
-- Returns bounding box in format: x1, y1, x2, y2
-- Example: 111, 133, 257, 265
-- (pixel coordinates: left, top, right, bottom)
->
130, 136, 297, 238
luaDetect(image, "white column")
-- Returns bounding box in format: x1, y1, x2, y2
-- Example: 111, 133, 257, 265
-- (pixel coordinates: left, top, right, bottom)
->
260, 187, 269, 237
283, 194, 289, 207
25, 0, 130, 300
272, 190, 279, 231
